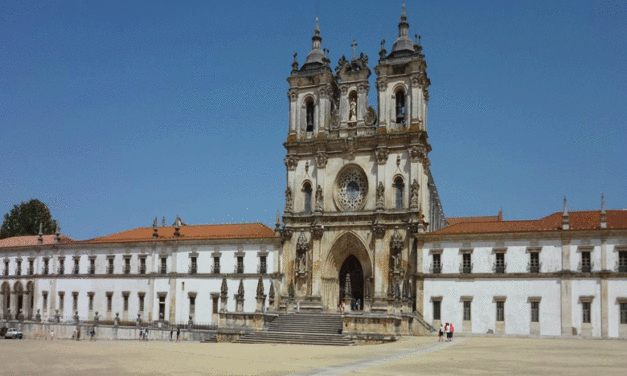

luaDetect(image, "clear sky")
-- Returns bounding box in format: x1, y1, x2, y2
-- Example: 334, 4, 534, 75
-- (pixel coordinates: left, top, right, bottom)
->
1, 0, 626, 240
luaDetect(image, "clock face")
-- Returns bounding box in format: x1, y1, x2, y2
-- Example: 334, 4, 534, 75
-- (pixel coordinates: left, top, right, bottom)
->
337, 168, 368, 211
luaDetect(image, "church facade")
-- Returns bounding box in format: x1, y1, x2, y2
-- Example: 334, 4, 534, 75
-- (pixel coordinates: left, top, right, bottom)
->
1, 6, 626, 340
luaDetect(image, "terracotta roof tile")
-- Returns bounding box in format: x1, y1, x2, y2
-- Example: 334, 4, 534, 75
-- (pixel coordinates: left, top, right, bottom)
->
433, 210, 627, 235
83, 223, 277, 244
0, 234, 74, 249
446, 215, 502, 226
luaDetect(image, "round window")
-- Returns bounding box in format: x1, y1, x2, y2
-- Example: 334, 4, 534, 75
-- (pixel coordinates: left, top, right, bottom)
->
337, 168, 368, 211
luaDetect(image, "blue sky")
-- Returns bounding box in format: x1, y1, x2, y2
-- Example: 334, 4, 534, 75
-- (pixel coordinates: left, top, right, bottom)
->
1, 0, 626, 240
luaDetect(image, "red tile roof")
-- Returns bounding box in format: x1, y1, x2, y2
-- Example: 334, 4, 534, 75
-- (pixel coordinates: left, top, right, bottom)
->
433, 210, 627, 235
446, 213, 502, 226
0, 234, 73, 249
83, 223, 278, 244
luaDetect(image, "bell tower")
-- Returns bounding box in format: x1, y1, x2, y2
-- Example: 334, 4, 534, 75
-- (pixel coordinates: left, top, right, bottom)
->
374, 3, 429, 133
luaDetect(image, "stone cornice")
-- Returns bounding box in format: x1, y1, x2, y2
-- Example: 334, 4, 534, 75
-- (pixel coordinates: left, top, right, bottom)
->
283, 131, 431, 155
0, 272, 283, 281
416, 228, 627, 243
415, 270, 627, 280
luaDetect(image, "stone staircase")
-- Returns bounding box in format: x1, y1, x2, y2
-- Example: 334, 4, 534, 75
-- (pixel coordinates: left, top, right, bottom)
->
235, 313, 354, 346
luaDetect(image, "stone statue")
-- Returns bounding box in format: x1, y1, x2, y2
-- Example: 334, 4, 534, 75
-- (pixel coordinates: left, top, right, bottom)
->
376, 182, 385, 208
136, 313, 142, 327
114, 312, 120, 327
392, 252, 401, 272
315, 185, 323, 212
298, 252, 307, 273
188, 315, 193, 329
93, 311, 99, 326
410, 179, 420, 208
284, 187, 293, 213
35, 309, 42, 322
73, 310, 79, 324
349, 98, 357, 122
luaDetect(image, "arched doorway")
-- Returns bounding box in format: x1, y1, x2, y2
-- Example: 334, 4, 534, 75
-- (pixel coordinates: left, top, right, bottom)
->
339, 255, 363, 309
1, 282, 10, 318
14, 282, 23, 318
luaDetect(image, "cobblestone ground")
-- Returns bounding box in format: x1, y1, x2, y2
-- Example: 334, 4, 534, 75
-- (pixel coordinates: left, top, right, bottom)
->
1, 336, 626, 375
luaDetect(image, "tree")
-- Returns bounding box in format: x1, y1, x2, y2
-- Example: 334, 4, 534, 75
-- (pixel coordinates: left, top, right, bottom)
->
0, 199, 57, 239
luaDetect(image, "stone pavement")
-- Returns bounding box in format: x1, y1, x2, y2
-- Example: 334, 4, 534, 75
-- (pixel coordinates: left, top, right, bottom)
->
0, 336, 626, 375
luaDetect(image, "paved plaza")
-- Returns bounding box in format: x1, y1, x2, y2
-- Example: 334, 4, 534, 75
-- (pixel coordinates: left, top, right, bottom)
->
1, 336, 626, 375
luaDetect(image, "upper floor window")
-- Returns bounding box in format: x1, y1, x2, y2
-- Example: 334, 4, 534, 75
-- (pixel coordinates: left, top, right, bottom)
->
581, 251, 591, 273
494, 253, 505, 274
89, 258, 96, 275
213, 256, 220, 274
73, 258, 80, 274
306, 100, 314, 132
124, 257, 131, 274
259, 256, 267, 274
237, 256, 244, 274
28, 259, 34, 275
58, 258, 65, 275
108, 257, 115, 274
529, 252, 540, 273
4, 260, 9, 276
462, 253, 472, 274
394, 178, 404, 209
618, 251, 627, 273
304, 183, 312, 214
160, 257, 167, 274
395, 89, 405, 124
190, 256, 198, 274
139, 257, 146, 274
432, 253, 441, 274
16, 259, 21, 276
43, 258, 49, 275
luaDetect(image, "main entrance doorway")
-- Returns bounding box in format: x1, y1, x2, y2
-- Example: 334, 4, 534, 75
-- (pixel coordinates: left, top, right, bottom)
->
339, 255, 363, 310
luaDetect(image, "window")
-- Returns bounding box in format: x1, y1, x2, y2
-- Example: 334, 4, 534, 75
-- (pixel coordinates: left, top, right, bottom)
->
139, 294, 145, 312
395, 90, 405, 124
582, 302, 591, 323
190, 257, 198, 274
59, 292, 65, 312
432, 254, 441, 274
108, 257, 115, 274
72, 292, 78, 311
28, 259, 34, 275
124, 257, 131, 274
462, 253, 472, 274
213, 256, 220, 274
304, 183, 312, 214
139, 257, 146, 274
463, 301, 471, 321
3, 260, 8, 276
16, 259, 21, 276
58, 258, 65, 274
89, 258, 96, 275
531, 301, 539, 323
237, 256, 244, 274
529, 252, 540, 273
160, 257, 167, 274
73, 258, 79, 274
88, 293, 94, 311
306, 100, 314, 132
106, 293, 113, 311
433, 300, 441, 320
620, 303, 627, 324
43, 258, 49, 275
42, 292, 48, 311
619, 251, 627, 273
394, 178, 404, 209
581, 251, 591, 273
496, 301, 505, 322
189, 296, 196, 315
123, 294, 129, 312
212, 296, 219, 314
259, 256, 267, 274
495, 253, 505, 274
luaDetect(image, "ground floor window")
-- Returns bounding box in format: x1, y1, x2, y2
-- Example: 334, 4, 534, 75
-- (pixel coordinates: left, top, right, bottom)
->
620, 303, 627, 324
531, 302, 539, 323
433, 300, 441, 320
496, 301, 505, 322
463, 301, 471, 321
582, 302, 591, 323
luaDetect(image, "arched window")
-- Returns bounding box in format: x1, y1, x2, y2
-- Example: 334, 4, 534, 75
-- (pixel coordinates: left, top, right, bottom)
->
394, 177, 404, 209
395, 90, 405, 124
306, 100, 314, 132
304, 183, 312, 213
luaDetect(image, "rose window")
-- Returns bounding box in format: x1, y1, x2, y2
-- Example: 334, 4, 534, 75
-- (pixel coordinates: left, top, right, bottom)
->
337, 168, 367, 211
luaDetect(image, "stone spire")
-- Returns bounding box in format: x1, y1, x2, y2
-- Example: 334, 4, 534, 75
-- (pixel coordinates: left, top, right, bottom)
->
303, 17, 325, 67
37, 222, 43, 246
562, 196, 569, 230
275, 209, 281, 231
173, 217, 181, 237
391, 3, 414, 55
256, 275, 264, 298
268, 281, 275, 300
152, 217, 159, 239
220, 275, 228, 297
237, 279, 245, 299
54, 221, 61, 244
600, 194, 607, 229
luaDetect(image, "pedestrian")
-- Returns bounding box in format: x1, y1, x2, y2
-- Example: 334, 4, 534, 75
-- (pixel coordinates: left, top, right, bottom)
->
296, 300, 300, 313
444, 322, 449, 341
438, 323, 444, 342
450, 323, 454, 341
176, 327, 181, 342
341, 300, 345, 313
170, 327, 174, 341
145, 328, 149, 341
356, 299, 361, 310
77, 328, 81, 341
50, 329, 54, 341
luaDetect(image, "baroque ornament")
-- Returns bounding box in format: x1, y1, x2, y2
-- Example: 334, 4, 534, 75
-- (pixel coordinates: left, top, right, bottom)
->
284, 155, 298, 170
375, 147, 389, 165
390, 227, 403, 251
337, 168, 368, 211
315, 151, 328, 168
296, 232, 309, 253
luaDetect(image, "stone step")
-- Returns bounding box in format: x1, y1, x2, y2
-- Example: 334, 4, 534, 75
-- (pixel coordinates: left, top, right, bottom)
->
236, 331, 354, 346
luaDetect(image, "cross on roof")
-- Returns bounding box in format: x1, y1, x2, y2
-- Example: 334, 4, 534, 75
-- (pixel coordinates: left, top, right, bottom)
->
351, 40, 358, 59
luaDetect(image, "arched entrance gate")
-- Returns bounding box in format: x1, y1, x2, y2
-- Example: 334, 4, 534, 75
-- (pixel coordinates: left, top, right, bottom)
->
321, 232, 371, 311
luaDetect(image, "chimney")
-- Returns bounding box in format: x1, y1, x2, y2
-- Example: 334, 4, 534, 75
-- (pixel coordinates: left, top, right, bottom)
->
600, 194, 607, 229
54, 221, 61, 244
562, 197, 569, 230
37, 222, 43, 246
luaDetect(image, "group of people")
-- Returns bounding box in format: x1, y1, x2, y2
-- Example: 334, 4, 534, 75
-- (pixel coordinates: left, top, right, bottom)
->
169, 327, 181, 342
438, 322, 454, 342
139, 327, 149, 341
336, 299, 361, 312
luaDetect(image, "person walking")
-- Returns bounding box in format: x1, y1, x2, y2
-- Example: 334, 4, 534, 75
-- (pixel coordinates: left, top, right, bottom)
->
450, 323, 454, 341
176, 327, 181, 342
50, 329, 54, 341
170, 327, 174, 341
444, 323, 449, 341
438, 323, 444, 342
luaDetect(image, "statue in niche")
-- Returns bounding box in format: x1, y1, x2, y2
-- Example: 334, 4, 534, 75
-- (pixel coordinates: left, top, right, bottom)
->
285, 187, 293, 213
349, 98, 357, 122
315, 185, 323, 212
391, 252, 401, 272
410, 180, 420, 208
297, 252, 307, 273
376, 182, 385, 208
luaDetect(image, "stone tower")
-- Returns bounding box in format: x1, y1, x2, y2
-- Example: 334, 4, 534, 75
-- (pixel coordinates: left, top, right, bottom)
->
279, 6, 445, 313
